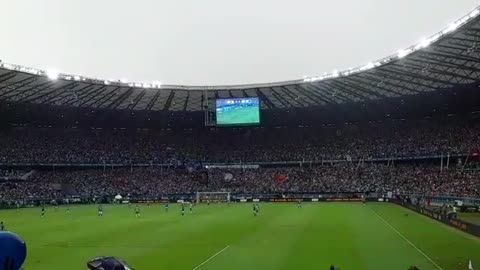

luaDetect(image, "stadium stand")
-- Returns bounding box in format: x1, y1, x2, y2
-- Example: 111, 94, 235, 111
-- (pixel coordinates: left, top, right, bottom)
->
0, 0, 479, 221
1, 5, 480, 270
1, 161, 479, 201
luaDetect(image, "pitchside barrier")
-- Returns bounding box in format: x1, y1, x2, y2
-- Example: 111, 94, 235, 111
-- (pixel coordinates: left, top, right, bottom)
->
393, 199, 480, 237
0, 194, 379, 209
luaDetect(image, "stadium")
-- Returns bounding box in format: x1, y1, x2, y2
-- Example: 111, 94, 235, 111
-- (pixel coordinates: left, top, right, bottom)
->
1, 2, 480, 270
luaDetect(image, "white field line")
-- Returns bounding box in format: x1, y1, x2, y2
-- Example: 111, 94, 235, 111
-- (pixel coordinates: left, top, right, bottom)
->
192, 245, 230, 270
369, 207, 443, 270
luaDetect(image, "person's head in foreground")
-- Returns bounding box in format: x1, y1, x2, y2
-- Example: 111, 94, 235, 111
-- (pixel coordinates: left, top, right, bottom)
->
87, 256, 134, 270
0, 231, 27, 270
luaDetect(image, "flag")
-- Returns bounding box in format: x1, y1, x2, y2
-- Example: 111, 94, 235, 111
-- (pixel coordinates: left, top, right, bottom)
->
274, 174, 289, 181
469, 260, 474, 270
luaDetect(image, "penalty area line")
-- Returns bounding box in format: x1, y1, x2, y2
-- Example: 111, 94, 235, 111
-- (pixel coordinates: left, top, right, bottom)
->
192, 245, 230, 270
368, 207, 443, 270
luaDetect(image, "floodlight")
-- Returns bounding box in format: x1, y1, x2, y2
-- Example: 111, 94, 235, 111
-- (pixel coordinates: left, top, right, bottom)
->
365, 62, 375, 70
471, 9, 480, 18
46, 69, 59, 80
418, 38, 431, 49
397, 49, 410, 58
120, 78, 128, 84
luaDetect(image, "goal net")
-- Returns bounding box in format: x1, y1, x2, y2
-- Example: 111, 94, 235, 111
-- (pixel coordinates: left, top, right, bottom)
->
196, 191, 231, 204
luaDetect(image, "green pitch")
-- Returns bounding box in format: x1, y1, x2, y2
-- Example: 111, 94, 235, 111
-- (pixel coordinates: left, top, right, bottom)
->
1, 203, 479, 270
217, 106, 259, 125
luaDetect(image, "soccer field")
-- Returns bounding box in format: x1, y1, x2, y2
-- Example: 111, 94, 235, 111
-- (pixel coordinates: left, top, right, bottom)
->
1, 203, 479, 270
217, 106, 259, 125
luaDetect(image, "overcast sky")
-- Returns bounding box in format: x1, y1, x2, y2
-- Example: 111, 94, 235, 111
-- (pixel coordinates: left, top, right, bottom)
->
1, 0, 478, 85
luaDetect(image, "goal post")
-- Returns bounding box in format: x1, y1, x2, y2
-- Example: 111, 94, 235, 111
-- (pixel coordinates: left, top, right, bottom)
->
196, 191, 231, 204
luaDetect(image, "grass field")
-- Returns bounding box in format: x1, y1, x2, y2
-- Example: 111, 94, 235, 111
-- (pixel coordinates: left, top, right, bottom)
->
1, 203, 479, 270
217, 106, 259, 125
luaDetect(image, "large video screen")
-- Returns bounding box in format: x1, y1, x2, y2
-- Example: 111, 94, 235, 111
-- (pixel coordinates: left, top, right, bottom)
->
216, 97, 260, 125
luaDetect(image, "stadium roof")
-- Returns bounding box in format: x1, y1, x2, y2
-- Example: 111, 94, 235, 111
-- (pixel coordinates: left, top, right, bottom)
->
1, 7, 480, 112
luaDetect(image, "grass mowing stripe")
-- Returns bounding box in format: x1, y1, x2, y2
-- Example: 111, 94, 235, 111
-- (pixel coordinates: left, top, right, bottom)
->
368, 206, 444, 270
192, 245, 230, 270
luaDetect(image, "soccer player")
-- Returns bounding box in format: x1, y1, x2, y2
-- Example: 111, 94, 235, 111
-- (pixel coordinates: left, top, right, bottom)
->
135, 205, 141, 218
165, 202, 169, 212
41, 206, 45, 218
297, 200, 302, 208
181, 203, 185, 216
66, 205, 70, 214
189, 202, 193, 214
98, 204, 103, 217
0, 221, 5, 231
255, 203, 260, 215
253, 203, 258, 217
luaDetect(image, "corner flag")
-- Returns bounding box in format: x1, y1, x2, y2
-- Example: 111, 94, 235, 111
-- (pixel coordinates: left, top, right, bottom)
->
469, 260, 474, 270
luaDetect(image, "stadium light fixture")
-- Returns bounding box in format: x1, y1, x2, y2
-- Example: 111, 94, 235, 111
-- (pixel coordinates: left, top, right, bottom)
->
73, 75, 81, 81
46, 69, 59, 80
120, 78, 128, 84
419, 39, 430, 48
414, 38, 431, 50
397, 49, 411, 59
152, 81, 162, 88
444, 22, 460, 34
471, 9, 480, 18
364, 62, 375, 70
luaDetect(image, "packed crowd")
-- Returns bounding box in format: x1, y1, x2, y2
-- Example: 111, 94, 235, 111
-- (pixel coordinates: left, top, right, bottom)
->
0, 162, 478, 200
0, 117, 479, 164
0, 169, 29, 179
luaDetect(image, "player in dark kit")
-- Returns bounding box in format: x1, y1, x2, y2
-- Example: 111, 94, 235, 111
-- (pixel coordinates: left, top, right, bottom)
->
165, 202, 169, 212
41, 206, 45, 218
297, 200, 302, 208
189, 202, 193, 213
181, 203, 185, 216
98, 204, 103, 217
0, 221, 5, 231
135, 205, 141, 218
253, 204, 258, 217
